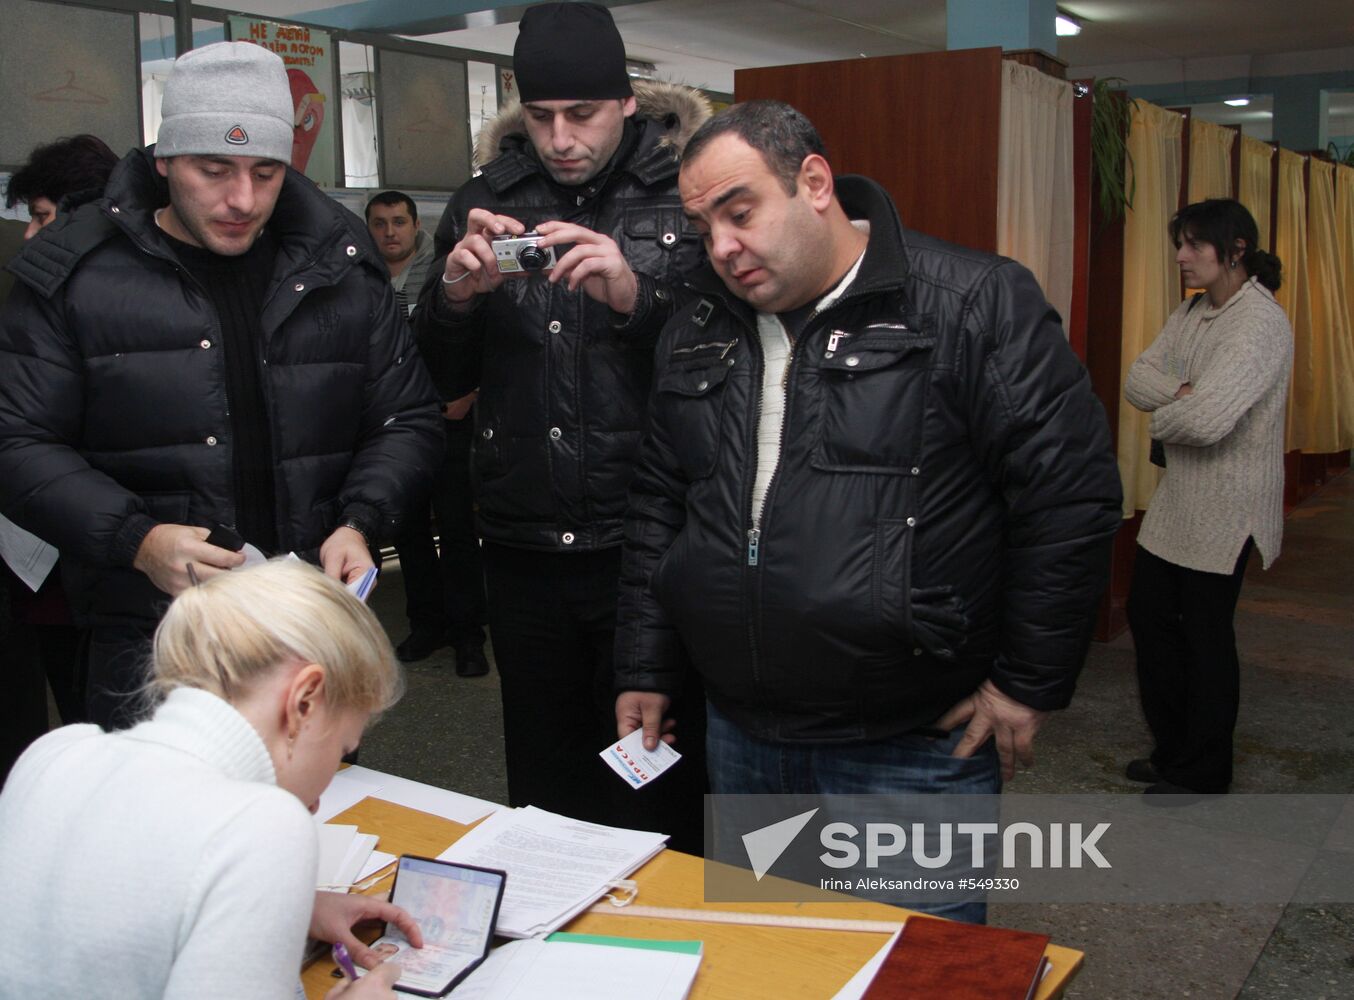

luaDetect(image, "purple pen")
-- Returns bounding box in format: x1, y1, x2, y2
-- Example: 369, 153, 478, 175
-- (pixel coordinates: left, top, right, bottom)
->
332, 942, 359, 981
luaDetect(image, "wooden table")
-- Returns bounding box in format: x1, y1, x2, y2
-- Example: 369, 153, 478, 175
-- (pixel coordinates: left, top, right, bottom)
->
303, 798, 1083, 999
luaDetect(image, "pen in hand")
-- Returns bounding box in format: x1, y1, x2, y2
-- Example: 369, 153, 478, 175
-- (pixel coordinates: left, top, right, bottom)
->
332, 942, 359, 981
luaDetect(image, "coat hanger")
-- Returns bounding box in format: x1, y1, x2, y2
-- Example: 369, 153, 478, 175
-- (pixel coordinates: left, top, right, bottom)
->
34, 70, 109, 105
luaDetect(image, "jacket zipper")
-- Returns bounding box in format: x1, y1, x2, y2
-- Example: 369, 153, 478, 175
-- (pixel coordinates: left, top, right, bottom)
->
742, 303, 847, 719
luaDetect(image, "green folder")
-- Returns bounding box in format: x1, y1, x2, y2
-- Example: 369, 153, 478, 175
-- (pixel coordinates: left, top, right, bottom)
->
545, 932, 703, 956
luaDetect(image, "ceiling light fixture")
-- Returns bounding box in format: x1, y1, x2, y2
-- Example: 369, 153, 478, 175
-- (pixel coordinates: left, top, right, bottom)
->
1055, 13, 1082, 36
1223, 97, 1251, 107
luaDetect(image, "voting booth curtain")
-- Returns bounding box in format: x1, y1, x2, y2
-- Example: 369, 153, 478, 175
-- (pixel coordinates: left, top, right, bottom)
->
1275, 150, 1314, 453
996, 59, 1074, 333
1117, 100, 1182, 516
1187, 118, 1235, 204
1302, 159, 1354, 452
1239, 136, 1274, 251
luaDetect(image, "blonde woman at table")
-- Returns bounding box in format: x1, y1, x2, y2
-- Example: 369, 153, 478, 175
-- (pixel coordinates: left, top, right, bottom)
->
0, 559, 423, 999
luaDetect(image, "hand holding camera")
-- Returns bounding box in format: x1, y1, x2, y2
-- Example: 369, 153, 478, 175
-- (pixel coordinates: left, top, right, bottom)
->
443, 213, 639, 316
536, 219, 639, 316
440, 208, 529, 308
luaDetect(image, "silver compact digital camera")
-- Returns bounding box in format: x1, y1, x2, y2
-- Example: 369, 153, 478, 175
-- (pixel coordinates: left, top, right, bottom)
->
492, 231, 556, 274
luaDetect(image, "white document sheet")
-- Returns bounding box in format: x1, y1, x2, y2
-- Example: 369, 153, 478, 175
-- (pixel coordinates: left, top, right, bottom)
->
828, 928, 902, 1000
454, 938, 701, 1000
315, 767, 384, 822
0, 514, 58, 592
336, 764, 499, 825
314, 822, 378, 890
437, 806, 667, 938
358, 850, 397, 882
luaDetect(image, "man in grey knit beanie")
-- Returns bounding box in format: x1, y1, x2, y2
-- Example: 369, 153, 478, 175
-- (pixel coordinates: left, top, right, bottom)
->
151, 41, 295, 256
0, 40, 441, 734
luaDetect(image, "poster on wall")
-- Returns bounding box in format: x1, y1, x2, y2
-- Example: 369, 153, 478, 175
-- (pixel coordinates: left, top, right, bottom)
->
228, 16, 336, 186
377, 49, 470, 190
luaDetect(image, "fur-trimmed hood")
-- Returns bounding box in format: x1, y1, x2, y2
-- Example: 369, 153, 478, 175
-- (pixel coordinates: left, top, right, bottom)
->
473, 80, 712, 170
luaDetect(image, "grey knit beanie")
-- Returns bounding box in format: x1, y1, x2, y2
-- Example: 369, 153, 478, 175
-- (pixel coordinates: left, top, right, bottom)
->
155, 42, 294, 163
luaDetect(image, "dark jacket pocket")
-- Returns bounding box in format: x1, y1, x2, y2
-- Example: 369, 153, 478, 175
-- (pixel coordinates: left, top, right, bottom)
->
656, 349, 733, 480
814, 332, 936, 474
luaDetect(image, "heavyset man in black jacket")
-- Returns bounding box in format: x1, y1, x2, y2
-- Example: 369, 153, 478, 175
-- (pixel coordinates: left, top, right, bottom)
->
414, 3, 709, 846
615, 102, 1122, 869
0, 43, 441, 728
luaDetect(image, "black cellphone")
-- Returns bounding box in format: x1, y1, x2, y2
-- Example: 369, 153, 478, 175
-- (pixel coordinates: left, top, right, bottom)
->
204, 523, 245, 552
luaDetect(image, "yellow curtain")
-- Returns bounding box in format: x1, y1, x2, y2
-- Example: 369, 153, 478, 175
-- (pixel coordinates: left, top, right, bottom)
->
1304, 160, 1354, 451
1119, 101, 1183, 515
997, 60, 1075, 332
1187, 118, 1234, 203
1274, 150, 1312, 452
1338, 166, 1354, 427
1239, 136, 1274, 251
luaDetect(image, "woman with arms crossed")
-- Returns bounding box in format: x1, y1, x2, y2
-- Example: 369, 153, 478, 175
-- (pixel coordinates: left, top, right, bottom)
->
0, 559, 423, 998
1123, 198, 1292, 795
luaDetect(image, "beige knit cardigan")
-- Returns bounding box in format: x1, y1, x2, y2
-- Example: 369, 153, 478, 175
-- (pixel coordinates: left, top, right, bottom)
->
1124, 277, 1294, 574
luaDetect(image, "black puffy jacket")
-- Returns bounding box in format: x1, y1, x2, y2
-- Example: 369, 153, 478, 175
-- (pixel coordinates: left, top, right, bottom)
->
415, 83, 709, 551
0, 148, 442, 625
614, 176, 1123, 743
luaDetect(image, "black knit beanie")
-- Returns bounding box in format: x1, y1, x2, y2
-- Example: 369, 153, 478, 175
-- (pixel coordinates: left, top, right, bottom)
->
513, 2, 633, 103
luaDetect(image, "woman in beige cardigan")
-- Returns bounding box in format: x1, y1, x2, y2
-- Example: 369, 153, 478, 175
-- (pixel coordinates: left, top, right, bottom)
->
1123, 198, 1292, 795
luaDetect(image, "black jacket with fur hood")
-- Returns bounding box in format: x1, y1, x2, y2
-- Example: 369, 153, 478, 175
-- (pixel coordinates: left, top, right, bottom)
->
415, 82, 710, 552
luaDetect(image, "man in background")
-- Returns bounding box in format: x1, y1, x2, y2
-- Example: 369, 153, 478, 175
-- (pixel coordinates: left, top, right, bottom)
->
0, 42, 441, 728
367, 190, 488, 675
366, 190, 435, 318
415, 2, 709, 848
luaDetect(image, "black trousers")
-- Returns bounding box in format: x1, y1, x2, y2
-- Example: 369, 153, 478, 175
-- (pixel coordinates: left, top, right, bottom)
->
394, 419, 486, 645
2, 621, 84, 784
84, 622, 157, 731
483, 543, 707, 854
1127, 540, 1253, 792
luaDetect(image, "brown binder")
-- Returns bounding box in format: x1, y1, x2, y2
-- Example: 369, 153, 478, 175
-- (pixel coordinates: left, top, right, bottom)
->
861, 916, 1051, 1000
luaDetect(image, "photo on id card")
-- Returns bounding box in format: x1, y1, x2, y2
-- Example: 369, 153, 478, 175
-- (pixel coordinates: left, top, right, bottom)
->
359, 855, 506, 996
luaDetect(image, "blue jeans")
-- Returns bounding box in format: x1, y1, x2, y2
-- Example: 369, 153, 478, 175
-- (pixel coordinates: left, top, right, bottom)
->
706, 701, 1000, 923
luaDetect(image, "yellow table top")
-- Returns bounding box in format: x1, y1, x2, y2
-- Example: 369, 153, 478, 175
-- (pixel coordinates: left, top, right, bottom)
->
302, 797, 1083, 999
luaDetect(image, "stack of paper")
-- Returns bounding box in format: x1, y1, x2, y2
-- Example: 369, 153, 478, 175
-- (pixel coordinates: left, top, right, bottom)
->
437, 806, 667, 938
454, 934, 702, 1000
315, 822, 379, 891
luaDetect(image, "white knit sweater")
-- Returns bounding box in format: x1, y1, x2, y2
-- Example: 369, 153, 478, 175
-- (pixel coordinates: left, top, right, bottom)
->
1125, 277, 1293, 573
0, 687, 317, 1000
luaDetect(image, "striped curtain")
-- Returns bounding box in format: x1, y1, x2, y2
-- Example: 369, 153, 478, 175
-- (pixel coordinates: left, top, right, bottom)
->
1274, 150, 1312, 452
1118, 101, 1183, 514
1302, 159, 1354, 451
1238, 136, 1274, 251
1187, 118, 1234, 204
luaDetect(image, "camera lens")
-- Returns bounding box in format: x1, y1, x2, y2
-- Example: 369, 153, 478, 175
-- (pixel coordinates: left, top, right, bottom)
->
518, 245, 547, 271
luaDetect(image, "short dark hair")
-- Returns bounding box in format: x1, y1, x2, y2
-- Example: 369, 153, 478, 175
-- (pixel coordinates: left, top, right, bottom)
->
365, 190, 417, 223
5, 134, 118, 209
682, 100, 826, 196
1169, 198, 1282, 292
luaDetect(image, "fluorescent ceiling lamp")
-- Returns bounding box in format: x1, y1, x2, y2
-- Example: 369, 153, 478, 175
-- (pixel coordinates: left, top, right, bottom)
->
1055, 14, 1081, 36
1223, 97, 1251, 107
